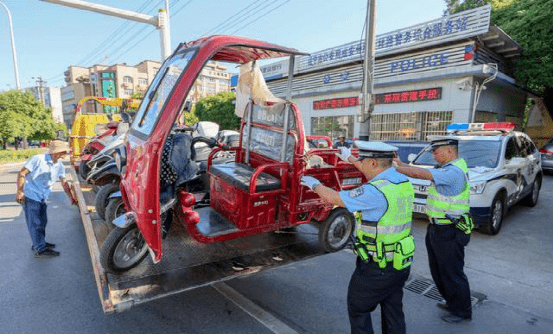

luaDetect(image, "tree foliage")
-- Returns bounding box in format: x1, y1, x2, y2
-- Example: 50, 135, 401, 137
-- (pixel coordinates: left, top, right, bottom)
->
0, 90, 59, 146
446, 0, 553, 107
193, 92, 240, 130
490, 0, 553, 94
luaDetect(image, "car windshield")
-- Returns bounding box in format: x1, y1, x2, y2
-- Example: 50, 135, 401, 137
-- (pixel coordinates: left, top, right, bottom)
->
413, 140, 502, 168
131, 49, 196, 137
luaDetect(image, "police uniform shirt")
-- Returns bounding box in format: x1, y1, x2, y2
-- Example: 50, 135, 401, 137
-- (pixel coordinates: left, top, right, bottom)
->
23, 154, 66, 202
429, 158, 466, 196
339, 167, 409, 221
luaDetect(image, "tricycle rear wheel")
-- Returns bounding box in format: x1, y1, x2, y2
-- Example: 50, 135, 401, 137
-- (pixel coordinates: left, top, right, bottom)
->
318, 208, 354, 252
100, 224, 149, 273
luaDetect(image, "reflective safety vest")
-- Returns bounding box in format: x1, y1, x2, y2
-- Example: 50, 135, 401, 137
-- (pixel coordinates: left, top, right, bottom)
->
426, 158, 470, 224
355, 178, 414, 263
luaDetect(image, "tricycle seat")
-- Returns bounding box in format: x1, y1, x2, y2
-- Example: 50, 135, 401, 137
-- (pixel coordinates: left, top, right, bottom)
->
209, 163, 281, 192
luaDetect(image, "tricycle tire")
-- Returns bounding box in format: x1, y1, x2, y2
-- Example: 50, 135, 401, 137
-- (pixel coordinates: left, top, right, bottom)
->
100, 224, 149, 274
95, 183, 119, 221
78, 160, 90, 181
318, 208, 355, 252
105, 197, 126, 224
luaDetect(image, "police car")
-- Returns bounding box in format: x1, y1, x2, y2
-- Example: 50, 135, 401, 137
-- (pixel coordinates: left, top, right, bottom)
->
407, 123, 542, 235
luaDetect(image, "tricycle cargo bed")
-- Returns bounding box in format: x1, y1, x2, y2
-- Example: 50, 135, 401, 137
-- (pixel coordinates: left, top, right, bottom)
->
71, 167, 326, 314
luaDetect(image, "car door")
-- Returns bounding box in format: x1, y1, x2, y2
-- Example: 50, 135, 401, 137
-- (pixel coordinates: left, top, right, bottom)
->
519, 135, 540, 193
503, 136, 525, 204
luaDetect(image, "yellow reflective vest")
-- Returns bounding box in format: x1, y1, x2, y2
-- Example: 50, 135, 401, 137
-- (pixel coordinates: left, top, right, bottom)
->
426, 158, 470, 223
355, 178, 414, 263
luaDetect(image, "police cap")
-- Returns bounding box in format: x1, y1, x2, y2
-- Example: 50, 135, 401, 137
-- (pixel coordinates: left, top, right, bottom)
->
427, 136, 458, 151
354, 141, 398, 160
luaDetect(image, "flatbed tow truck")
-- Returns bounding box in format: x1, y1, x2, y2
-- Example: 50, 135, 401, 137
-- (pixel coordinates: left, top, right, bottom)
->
71, 167, 327, 314
71, 35, 364, 314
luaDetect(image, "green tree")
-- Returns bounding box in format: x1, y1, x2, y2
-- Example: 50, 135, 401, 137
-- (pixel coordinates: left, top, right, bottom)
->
0, 90, 58, 148
490, 0, 553, 98
193, 92, 240, 130
446, 0, 553, 109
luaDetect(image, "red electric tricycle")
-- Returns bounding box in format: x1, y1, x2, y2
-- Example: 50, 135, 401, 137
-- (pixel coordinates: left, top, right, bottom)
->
100, 35, 365, 273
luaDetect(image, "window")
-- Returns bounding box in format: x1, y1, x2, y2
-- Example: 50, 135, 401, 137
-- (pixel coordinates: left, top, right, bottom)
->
209, 77, 215, 83
311, 115, 354, 140
370, 111, 452, 141
138, 78, 148, 86
505, 138, 522, 160
124, 89, 133, 96
123, 76, 133, 84
132, 50, 196, 137
414, 140, 502, 168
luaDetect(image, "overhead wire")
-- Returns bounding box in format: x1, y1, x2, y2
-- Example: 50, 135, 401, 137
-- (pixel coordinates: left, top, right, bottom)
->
77, 0, 163, 66
228, 0, 292, 35
200, 0, 268, 37
109, 0, 195, 64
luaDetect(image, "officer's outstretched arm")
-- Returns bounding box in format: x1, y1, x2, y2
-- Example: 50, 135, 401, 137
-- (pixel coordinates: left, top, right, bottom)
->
394, 157, 433, 181
312, 183, 346, 207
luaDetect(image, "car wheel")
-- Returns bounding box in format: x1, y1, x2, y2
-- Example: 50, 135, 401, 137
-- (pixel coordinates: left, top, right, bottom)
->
522, 177, 541, 207
318, 208, 355, 252
481, 193, 504, 235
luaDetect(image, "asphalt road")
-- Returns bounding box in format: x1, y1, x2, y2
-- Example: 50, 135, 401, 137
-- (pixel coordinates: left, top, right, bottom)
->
1, 160, 552, 333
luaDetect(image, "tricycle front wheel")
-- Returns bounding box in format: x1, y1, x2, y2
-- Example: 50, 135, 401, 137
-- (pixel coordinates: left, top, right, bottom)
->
100, 224, 149, 273
318, 208, 354, 252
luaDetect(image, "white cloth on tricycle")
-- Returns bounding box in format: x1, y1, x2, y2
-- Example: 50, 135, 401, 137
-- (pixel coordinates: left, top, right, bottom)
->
235, 61, 284, 117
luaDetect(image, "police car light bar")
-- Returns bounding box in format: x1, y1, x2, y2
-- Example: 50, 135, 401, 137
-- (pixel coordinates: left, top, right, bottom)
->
446, 122, 516, 132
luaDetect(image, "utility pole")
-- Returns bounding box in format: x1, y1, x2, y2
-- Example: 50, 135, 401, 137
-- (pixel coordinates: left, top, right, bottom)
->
358, 0, 377, 141
35, 76, 47, 105
41, 0, 172, 61
0, 1, 21, 90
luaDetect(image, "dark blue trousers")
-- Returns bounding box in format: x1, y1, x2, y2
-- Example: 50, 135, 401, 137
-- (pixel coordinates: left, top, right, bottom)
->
24, 197, 49, 253
426, 224, 472, 319
347, 258, 410, 334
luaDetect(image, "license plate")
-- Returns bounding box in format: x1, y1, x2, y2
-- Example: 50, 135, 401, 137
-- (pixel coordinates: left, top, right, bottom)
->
414, 185, 428, 194
413, 204, 426, 213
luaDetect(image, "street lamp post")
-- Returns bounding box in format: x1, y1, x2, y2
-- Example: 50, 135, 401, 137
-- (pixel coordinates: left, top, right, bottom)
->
0, 1, 20, 90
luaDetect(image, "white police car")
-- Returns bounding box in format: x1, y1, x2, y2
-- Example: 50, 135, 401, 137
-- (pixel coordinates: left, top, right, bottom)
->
407, 123, 542, 235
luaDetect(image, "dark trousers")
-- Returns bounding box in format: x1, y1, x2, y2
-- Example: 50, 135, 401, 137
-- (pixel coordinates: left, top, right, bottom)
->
24, 197, 48, 252
347, 258, 410, 334
426, 224, 472, 318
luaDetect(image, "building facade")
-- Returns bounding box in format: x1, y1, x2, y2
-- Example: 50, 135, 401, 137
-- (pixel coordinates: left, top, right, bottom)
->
24, 86, 64, 124
61, 60, 161, 128
61, 60, 232, 129
262, 6, 528, 142
187, 61, 232, 104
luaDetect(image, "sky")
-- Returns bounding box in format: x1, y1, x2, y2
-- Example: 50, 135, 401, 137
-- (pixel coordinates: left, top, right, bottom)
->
0, 0, 447, 89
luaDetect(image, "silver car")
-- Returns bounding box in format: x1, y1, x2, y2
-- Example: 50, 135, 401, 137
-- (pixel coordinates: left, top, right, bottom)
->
539, 138, 553, 173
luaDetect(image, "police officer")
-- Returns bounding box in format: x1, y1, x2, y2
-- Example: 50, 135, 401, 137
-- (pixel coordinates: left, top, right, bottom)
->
301, 141, 415, 334
394, 137, 472, 323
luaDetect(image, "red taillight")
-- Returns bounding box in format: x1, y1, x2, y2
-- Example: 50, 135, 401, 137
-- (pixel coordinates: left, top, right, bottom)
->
539, 149, 553, 155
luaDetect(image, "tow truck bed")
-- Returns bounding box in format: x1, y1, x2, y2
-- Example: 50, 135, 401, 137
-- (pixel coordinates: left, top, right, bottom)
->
70, 167, 326, 314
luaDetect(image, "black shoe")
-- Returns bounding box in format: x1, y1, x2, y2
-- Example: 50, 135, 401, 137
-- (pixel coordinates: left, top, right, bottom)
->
31, 242, 56, 251
35, 249, 60, 258
441, 313, 471, 323
436, 302, 451, 311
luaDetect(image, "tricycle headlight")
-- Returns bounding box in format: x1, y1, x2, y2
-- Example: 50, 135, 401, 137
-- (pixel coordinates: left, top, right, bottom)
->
470, 181, 486, 194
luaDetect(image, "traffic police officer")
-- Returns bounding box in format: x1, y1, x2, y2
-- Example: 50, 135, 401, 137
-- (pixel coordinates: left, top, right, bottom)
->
301, 141, 415, 334
394, 137, 472, 323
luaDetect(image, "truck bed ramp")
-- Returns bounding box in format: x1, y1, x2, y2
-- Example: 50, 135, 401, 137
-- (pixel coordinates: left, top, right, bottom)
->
71, 167, 326, 314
